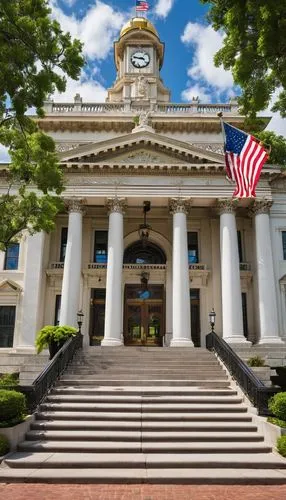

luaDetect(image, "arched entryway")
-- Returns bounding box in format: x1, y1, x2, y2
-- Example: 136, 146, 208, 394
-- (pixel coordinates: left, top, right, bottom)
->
123, 240, 166, 346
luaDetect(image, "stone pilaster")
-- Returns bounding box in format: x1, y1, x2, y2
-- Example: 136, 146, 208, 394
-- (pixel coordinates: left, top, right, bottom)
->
169, 198, 193, 347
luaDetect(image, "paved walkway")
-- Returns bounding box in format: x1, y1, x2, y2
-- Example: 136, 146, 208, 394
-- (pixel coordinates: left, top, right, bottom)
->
1, 484, 286, 500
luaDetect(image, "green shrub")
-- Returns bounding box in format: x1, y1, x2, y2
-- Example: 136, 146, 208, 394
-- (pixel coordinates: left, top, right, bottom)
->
277, 436, 286, 457
247, 356, 266, 367
0, 390, 26, 425
0, 435, 10, 456
269, 392, 286, 420
267, 417, 286, 428
0, 373, 19, 388
35, 325, 77, 354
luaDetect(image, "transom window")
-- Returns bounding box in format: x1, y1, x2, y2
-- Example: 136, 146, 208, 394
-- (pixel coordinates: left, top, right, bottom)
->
4, 244, 20, 270
124, 241, 166, 265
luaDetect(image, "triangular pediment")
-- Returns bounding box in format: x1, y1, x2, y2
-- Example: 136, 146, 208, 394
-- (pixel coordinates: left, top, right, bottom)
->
59, 131, 224, 166
0, 280, 22, 293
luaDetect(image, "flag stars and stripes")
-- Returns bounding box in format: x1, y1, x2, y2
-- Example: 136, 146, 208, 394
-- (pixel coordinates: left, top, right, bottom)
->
222, 122, 268, 199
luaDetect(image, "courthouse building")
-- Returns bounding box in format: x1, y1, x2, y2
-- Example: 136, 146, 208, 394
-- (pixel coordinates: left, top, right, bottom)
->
1, 17, 286, 351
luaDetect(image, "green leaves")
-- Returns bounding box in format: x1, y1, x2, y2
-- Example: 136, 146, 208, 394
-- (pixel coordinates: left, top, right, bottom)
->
0, 0, 83, 247
201, 0, 286, 117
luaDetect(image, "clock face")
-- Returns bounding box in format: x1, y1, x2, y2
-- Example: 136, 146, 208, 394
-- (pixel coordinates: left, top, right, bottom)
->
131, 51, 150, 69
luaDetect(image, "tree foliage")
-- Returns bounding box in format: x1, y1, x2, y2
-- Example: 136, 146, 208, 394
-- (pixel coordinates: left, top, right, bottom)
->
0, 0, 84, 250
254, 131, 286, 167
201, 0, 286, 118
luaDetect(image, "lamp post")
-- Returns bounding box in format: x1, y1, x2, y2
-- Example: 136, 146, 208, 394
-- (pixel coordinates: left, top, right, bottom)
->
209, 308, 216, 333
77, 310, 84, 335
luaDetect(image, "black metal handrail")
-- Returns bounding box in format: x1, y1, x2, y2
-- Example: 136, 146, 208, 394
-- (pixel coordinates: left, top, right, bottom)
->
19, 333, 83, 412
206, 331, 279, 416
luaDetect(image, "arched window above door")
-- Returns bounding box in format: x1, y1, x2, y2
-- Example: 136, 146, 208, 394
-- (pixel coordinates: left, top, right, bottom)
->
123, 241, 166, 265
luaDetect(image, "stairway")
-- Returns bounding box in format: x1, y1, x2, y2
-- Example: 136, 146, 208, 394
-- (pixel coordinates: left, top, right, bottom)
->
1, 347, 286, 483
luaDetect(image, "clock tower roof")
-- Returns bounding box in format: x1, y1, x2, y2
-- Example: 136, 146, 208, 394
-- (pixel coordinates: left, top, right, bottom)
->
120, 17, 158, 39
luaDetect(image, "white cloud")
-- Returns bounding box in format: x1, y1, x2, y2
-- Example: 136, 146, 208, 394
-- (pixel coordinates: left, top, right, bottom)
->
259, 90, 286, 138
182, 22, 234, 90
52, 72, 107, 102
181, 84, 211, 104
49, 0, 125, 60
0, 144, 10, 163
154, 0, 175, 19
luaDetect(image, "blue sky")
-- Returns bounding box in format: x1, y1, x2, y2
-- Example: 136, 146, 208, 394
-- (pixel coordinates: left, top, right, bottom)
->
48, 0, 285, 136
0, 0, 285, 161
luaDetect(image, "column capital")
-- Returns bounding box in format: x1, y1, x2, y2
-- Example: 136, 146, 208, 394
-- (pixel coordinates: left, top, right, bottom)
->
106, 197, 127, 215
65, 198, 86, 214
169, 198, 192, 215
216, 198, 238, 215
248, 199, 273, 217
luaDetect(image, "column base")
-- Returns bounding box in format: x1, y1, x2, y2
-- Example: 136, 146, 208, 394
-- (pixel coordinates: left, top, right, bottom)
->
170, 339, 194, 348
258, 337, 285, 345
101, 338, 123, 347
224, 336, 252, 346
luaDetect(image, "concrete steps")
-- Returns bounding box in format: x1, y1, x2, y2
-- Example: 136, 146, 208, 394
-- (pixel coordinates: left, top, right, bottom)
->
2, 346, 286, 484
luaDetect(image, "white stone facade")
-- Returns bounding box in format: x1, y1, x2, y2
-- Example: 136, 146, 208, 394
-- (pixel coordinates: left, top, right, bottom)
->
0, 17, 285, 350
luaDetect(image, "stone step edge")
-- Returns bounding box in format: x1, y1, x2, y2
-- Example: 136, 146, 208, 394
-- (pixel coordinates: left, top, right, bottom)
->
1, 467, 286, 484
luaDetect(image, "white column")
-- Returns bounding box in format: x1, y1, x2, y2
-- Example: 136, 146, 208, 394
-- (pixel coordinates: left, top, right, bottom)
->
169, 198, 193, 347
59, 199, 84, 328
251, 200, 283, 344
101, 198, 126, 347
217, 199, 249, 344
20, 232, 48, 347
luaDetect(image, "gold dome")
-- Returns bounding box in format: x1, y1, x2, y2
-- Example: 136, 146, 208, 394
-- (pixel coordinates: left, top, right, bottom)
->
120, 17, 158, 38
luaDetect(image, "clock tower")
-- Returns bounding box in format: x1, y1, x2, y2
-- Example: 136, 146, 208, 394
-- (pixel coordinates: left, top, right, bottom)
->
106, 17, 171, 108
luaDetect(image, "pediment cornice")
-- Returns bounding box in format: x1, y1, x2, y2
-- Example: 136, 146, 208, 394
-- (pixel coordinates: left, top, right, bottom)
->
59, 131, 224, 165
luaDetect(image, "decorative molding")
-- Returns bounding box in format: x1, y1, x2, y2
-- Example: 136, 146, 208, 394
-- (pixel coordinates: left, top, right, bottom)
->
119, 151, 164, 163
216, 198, 238, 215
64, 198, 86, 214
191, 143, 224, 155
249, 199, 273, 217
106, 197, 127, 215
56, 143, 85, 153
0, 279, 22, 294
169, 198, 192, 215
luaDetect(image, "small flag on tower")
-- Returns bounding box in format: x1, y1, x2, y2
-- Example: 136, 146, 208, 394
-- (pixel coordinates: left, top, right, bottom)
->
136, 1, 150, 12
222, 121, 269, 198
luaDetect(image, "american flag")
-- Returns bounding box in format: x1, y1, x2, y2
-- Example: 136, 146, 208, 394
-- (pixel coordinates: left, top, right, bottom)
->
222, 122, 268, 198
136, 1, 149, 12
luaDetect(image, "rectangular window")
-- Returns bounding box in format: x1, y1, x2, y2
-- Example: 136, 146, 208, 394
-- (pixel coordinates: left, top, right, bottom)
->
237, 231, 243, 263
59, 227, 68, 262
4, 243, 19, 270
242, 292, 248, 339
188, 232, 199, 264
0, 306, 16, 348
94, 231, 108, 263
282, 232, 286, 260
54, 295, 61, 326
190, 289, 200, 347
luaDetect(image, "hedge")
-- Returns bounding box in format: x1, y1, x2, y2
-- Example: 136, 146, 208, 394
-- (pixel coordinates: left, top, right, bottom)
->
277, 436, 286, 458
268, 392, 286, 421
0, 435, 10, 456
0, 390, 26, 425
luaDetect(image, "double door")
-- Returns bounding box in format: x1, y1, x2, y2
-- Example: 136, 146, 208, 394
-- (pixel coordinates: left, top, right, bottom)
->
125, 300, 164, 346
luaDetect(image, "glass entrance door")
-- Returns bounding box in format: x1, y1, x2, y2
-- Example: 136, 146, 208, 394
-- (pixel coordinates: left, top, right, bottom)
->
124, 285, 165, 346
125, 301, 163, 346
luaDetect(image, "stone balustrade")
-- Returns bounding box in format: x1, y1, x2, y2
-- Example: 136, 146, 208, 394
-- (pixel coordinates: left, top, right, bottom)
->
44, 100, 238, 115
